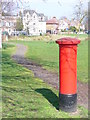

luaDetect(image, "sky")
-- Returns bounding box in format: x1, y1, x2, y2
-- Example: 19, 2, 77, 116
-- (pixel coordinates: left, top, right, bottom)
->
19, 0, 88, 20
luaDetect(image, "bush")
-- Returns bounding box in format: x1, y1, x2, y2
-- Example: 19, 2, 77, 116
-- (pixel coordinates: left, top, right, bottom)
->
40, 33, 42, 36
69, 26, 78, 32
2, 43, 14, 49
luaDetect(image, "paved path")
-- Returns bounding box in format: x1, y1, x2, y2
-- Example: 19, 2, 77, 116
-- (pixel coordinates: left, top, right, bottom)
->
12, 44, 88, 109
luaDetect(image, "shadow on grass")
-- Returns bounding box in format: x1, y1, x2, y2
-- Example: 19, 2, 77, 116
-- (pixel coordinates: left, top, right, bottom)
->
35, 88, 59, 110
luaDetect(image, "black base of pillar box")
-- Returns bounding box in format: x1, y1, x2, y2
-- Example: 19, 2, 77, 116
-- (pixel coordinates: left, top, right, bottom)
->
59, 93, 77, 112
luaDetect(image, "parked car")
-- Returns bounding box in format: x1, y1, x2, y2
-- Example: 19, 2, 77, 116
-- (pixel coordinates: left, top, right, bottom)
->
85, 30, 90, 34
87, 31, 90, 34
2, 31, 8, 36
20, 31, 27, 36
11, 31, 27, 36
11, 31, 20, 36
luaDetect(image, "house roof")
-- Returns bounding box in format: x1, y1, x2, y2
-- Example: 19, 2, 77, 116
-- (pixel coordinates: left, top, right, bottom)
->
2, 15, 17, 21
23, 10, 36, 16
38, 13, 44, 17
46, 17, 59, 25
59, 17, 70, 25
23, 10, 45, 17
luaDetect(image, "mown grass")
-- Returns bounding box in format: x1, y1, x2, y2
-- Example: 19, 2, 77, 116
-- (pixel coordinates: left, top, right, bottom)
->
2, 43, 88, 118
2, 43, 69, 118
12, 38, 88, 83
77, 40, 88, 83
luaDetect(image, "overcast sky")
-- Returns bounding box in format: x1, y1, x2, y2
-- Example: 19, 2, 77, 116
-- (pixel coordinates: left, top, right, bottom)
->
18, 0, 88, 19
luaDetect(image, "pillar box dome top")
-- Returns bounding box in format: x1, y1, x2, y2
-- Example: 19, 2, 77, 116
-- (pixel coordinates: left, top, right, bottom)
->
56, 37, 80, 45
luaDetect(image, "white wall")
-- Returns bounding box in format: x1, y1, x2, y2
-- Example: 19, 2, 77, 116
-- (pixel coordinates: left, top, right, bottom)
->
23, 11, 46, 36
38, 22, 46, 34
59, 20, 68, 31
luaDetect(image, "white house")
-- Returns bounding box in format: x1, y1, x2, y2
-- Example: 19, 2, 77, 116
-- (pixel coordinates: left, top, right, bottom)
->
58, 17, 70, 31
2, 15, 17, 36
23, 10, 46, 36
58, 17, 85, 32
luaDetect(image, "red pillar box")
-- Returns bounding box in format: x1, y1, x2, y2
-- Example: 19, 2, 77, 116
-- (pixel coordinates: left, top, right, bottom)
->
56, 37, 80, 112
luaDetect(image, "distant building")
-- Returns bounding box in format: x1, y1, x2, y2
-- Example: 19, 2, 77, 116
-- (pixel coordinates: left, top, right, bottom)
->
58, 17, 70, 32
70, 19, 85, 31
58, 17, 85, 32
23, 10, 47, 36
2, 15, 17, 35
46, 17, 59, 34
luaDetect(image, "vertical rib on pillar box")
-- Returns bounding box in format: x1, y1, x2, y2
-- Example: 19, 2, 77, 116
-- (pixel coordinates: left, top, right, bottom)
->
56, 38, 80, 112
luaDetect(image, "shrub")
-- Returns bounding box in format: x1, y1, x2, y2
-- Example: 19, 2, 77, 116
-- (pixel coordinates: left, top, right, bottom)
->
2, 43, 14, 49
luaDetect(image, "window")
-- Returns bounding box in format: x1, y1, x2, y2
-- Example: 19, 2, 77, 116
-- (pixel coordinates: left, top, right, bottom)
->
2, 22, 5, 26
33, 28, 35, 32
39, 30, 42, 33
26, 22, 29, 25
41, 17, 43, 21
9, 22, 10, 26
27, 15, 29, 18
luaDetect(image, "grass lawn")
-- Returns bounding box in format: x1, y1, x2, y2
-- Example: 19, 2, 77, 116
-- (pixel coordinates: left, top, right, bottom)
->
1, 43, 88, 118
12, 38, 88, 83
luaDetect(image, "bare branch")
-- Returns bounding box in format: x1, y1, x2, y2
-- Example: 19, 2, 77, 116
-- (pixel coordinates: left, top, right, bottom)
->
73, 0, 88, 32
58, 1, 62, 6
42, 0, 48, 3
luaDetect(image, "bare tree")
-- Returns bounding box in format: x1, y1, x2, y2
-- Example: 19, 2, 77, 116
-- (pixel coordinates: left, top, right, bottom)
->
0, 0, 23, 15
0, 0, 24, 48
74, 0, 88, 32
